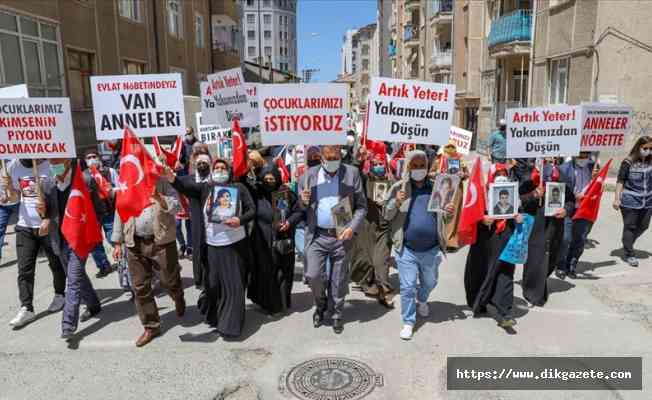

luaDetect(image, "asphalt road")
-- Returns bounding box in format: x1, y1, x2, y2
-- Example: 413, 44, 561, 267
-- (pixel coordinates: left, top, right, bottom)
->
0, 195, 650, 400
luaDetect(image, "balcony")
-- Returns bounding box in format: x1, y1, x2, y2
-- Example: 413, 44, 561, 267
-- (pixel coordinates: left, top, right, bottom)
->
388, 42, 397, 58
429, 49, 452, 70
405, 0, 420, 10
430, 0, 453, 23
488, 10, 532, 57
403, 24, 419, 45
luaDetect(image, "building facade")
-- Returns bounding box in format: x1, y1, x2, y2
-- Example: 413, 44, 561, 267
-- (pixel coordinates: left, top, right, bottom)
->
340, 29, 358, 75
240, 0, 297, 74
211, 0, 243, 72
0, 0, 214, 148
377, 0, 392, 77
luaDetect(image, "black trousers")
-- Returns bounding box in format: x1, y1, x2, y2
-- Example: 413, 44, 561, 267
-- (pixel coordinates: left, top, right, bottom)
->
621, 207, 652, 257
490, 261, 515, 320
16, 226, 66, 311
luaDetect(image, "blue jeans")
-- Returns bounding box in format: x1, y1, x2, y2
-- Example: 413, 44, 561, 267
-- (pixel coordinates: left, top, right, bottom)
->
0, 203, 17, 260
295, 226, 305, 259
393, 245, 442, 326
90, 214, 115, 271
62, 246, 101, 333
557, 216, 574, 271
176, 219, 192, 250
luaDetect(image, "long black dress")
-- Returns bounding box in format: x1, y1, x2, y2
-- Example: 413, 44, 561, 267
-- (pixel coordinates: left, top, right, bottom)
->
248, 167, 303, 314
176, 174, 209, 288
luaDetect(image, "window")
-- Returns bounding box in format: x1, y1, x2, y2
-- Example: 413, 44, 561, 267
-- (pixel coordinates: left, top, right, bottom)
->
549, 58, 569, 105
170, 67, 187, 94
0, 12, 63, 96
118, 0, 141, 22
67, 49, 94, 109
512, 70, 528, 105
263, 0, 271, 7
279, 31, 283, 40
246, 13, 255, 25
195, 14, 204, 48
362, 59, 369, 71
123, 60, 146, 74
248, 46, 256, 56
246, 0, 254, 6
284, 15, 288, 26
167, 0, 183, 39
264, 46, 272, 57
247, 30, 255, 40
264, 30, 271, 39
279, 15, 282, 25
264, 14, 271, 25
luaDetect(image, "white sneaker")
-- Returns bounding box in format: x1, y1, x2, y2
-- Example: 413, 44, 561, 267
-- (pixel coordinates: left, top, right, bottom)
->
417, 302, 430, 318
9, 307, 36, 328
47, 294, 65, 313
399, 325, 413, 340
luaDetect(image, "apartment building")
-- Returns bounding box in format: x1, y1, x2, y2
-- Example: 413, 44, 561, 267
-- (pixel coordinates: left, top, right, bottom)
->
426, 0, 453, 84
211, 0, 243, 72
341, 29, 358, 75
240, 0, 297, 74
0, 0, 213, 147
377, 0, 392, 77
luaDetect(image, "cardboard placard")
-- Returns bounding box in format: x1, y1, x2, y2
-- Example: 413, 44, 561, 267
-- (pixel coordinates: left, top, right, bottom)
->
448, 126, 473, 155
244, 82, 259, 112
0, 84, 29, 98
506, 105, 582, 158
195, 112, 228, 144
367, 77, 455, 145
0, 98, 76, 159
90, 73, 186, 140
202, 68, 256, 128
580, 103, 632, 151
259, 83, 348, 146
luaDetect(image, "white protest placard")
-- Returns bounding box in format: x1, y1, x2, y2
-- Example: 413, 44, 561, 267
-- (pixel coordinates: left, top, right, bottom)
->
195, 112, 229, 144
259, 83, 348, 146
448, 126, 473, 155
506, 105, 582, 158
0, 98, 76, 159
367, 77, 455, 146
90, 73, 186, 140
244, 82, 259, 112
0, 84, 29, 98
580, 103, 632, 152
202, 68, 256, 128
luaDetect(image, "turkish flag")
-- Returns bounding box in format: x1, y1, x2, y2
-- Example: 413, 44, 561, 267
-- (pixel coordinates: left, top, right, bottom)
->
458, 157, 487, 246
89, 164, 111, 200
152, 135, 182, 169
231, 118, 248, 178
276, 157, 290, 183
573, 159, 612, 223
115, 127, 162, 223
62, 163, 103, 259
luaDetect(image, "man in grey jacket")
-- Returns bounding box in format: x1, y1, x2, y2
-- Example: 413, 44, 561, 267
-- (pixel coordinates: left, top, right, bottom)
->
299, 145, 367, 334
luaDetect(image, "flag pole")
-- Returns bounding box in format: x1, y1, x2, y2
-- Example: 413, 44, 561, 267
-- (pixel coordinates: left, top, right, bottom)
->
291, 146, 297, 185
1, 159, 8, 199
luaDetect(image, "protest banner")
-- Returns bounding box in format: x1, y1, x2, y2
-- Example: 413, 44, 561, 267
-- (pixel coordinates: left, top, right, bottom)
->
244, 82, 259, 112
195, 112, 229, 144
506, 105, 582, 158
0, 84, 29, 98
366, 77, 455, 146
258, 83, 348, 146
90, 73, 186, 140
202, 68, 256, 128
580, 103, 632, 152
448, 126, 473, 155
0, 98, 76, 159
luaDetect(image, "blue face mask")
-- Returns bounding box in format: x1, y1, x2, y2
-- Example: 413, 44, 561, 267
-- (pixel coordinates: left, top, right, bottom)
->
371, 165, 385, 176
50, 163, 66, 177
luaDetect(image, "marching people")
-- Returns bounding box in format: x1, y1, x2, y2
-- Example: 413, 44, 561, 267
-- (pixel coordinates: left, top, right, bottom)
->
383, 150, 451, 340
248, 165, 303, 314
0, 163, 18, 264
433, 143, 468, 251
165, 158, 255, 338
6, 159, 67, 329
613, 136, 652, 267
42, 159, 103, 339
299, 145, 367, 334
111, 179, 186, 347
350, 147, 396, 308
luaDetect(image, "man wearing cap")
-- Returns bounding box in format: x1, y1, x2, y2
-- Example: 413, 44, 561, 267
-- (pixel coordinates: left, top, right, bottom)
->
489, 119, 507, 164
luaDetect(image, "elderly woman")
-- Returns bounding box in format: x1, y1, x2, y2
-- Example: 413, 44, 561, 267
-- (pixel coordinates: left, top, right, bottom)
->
248, 165, 303, 314
163, 158, 255, 337
383, 150, 451, 340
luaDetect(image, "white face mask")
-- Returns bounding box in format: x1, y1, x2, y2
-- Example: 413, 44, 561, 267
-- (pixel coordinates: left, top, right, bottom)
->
495, 176, 509, 183
410, 169, 427, 181
322, 159, 341, 173
212, 171, 229, 183
640, 148, 651, 158
86, 158, 100, 168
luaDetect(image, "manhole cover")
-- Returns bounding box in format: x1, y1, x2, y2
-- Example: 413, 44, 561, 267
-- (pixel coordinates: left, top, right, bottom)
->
281, 356, 384, 400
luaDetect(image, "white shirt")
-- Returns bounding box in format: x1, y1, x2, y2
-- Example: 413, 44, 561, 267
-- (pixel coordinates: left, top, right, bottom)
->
8, 160, 51, 229
316, 167, 340, 229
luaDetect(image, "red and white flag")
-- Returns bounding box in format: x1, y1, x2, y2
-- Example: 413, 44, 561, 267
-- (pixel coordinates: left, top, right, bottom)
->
89, 164, 111, 200
276, 157, 290, 184
231, 118, 248, 179
152, 135, 183, 169
115, 127, 162, 223
573, 159, 612, 223
62, 163, 103, 259
458, 157, 487, 246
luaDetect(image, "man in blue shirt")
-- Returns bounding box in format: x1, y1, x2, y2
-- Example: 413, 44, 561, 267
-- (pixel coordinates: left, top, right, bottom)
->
489, 119, 507, 163
383, 150, 452, 340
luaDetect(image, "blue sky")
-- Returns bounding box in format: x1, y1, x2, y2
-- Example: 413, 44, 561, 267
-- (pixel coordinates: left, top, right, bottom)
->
297, 0, 377, 82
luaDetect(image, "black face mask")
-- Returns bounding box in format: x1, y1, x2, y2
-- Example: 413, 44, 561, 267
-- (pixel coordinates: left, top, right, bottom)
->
307, 159, 321, 168
262, 181, 277, 192
196, 164, 210, 177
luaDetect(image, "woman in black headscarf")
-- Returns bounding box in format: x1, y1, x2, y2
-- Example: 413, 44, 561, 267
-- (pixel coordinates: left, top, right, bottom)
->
248, 165, 303, 314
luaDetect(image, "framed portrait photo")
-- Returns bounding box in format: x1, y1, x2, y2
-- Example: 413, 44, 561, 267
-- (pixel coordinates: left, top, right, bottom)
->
395, 159, 405, 179
488, 181, 518, 219
272, 189, 291, 229
545, 182, 566, 217
428, 173, 461, 213
331, 197, 353, 237
372, 181, 390, 203
207, 185, 239, 223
